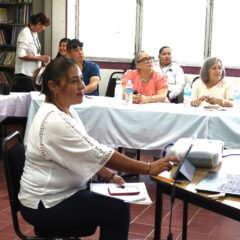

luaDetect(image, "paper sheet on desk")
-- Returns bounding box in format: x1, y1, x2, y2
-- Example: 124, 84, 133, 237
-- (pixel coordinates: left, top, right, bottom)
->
90, 182, 152, 205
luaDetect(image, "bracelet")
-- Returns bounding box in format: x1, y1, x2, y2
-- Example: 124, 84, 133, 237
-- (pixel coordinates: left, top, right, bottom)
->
147, 162, 151, 175
105, 173, 116, 182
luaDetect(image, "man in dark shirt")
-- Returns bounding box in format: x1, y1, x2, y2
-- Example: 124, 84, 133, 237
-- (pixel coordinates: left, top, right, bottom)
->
67, 39, 100, 96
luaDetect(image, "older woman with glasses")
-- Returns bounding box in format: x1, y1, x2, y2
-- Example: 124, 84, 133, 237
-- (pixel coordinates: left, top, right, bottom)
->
122, 51, 168, 104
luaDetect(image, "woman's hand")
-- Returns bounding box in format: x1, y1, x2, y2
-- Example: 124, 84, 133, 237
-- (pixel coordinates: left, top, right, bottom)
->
40, 55, 51, 65
191, 96, 208, 107
109, 174, 125, 185
133, 94, 141, 104
148, 156, 179, 176
191, 99, 201, 107
205, 96, 222, 106
133, 94, 149, 104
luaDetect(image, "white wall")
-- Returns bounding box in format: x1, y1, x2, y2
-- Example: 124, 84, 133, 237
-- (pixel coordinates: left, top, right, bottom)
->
51, 0, 66, 58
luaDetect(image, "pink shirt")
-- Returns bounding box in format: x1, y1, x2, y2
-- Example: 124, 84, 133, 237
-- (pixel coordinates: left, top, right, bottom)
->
122, 69, 168, 96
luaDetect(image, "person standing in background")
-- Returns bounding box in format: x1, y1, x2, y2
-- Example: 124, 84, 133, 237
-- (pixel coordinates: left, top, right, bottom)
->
157, 46, 185, 103
13, 13, 51, 92
55, 38, 71, 59
67, 39, 100, 96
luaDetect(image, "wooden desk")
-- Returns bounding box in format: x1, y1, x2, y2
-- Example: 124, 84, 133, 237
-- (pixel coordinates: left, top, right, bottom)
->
150, 155, 240, 240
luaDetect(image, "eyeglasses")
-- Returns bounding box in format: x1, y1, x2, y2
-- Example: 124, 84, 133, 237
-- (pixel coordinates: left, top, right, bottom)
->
137, 56, 154, 64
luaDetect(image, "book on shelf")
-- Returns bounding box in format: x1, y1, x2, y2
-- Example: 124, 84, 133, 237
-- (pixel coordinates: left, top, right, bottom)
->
9, 51, 15, 66
0, 71, 8, 84
0, 51, 8, 65
0, 71, 11, 85
0, 8, 8, 23
0, 30, 6, 45
16, 0, 33, 2
11, 26, 23, 45
0, 50, 15, 66
3, 51, 15, 66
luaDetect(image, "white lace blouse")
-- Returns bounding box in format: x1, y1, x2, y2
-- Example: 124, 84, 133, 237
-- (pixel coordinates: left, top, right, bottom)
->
19, 102, 114, 209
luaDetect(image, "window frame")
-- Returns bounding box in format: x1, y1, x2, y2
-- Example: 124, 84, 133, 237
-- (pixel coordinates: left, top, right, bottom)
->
70, 0, 240, 69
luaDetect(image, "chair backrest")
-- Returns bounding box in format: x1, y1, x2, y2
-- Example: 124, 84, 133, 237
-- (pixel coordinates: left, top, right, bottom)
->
2, 131, 28, 239
105, 71, 124, 97
191, 75, 200, 88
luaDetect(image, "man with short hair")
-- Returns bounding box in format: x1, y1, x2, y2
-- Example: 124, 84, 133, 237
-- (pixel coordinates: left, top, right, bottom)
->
67, 39, 100, 96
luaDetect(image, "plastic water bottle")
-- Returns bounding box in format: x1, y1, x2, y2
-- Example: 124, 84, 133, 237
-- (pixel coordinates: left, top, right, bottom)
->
183, 83, 192, 106
114, 77, 122, 103
233, 88, 240, 109
125, 80, 133, 105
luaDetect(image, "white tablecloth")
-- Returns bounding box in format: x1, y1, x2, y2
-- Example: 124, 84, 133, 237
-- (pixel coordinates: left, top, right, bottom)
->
0, 92, 31, 122
25, 92, 240, 149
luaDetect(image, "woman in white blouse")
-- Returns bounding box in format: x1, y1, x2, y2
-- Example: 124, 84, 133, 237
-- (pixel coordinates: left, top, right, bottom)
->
13, 13, 51, 92
19, 57, 177, 240
191, 57, 233, 107
157, 46, 185, 103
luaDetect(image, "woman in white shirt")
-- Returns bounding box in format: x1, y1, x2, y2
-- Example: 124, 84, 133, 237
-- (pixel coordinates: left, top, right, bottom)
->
19, 57, 177, 240
157, 46, 185, 103
191, 57, 233, 107
13, 13, 51, 92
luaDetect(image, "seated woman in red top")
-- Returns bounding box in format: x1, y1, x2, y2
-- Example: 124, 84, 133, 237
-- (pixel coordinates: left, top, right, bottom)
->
122, 51, 168, 104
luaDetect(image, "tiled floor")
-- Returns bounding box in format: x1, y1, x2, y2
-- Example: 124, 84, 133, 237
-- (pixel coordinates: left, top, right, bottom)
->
0, 154, 239, 240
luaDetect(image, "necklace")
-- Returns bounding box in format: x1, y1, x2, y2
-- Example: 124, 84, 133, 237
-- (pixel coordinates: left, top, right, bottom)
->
160, 63, 172, 74
141, 77, 149, 83
30, 28, 41, 54
140, 71, 153, 83
139, 80, 147, 94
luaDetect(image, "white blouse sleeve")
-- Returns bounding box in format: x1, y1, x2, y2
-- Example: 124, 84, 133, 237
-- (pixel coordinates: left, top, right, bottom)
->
40, 111, 114, 181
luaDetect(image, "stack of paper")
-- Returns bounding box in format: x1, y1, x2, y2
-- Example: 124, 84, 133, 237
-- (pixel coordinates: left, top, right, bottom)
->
90, 182, 152, 205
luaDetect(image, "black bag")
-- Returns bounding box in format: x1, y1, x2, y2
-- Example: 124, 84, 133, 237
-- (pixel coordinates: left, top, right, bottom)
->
0, 83, 10, 95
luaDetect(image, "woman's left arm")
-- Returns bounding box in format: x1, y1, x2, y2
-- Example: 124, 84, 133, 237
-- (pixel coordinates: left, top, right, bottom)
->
98, 167, 125, 185
150, 72, 168, 102
136, 87, 168, 104
207, 97, 233, 107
